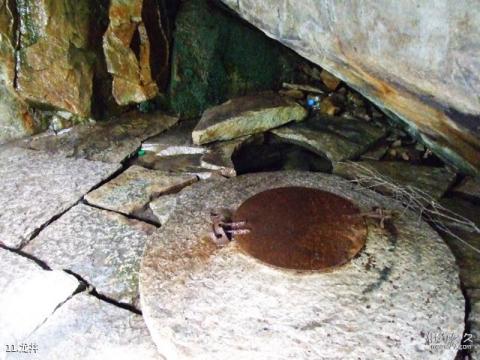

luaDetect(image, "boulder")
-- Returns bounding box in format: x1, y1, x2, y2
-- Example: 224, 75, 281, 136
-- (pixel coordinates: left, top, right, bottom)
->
220, 0, 480, 175
192, 92, 307, 145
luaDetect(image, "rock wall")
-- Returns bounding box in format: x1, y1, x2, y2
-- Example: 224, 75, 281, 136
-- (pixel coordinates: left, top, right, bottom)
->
220, 0, 480, 175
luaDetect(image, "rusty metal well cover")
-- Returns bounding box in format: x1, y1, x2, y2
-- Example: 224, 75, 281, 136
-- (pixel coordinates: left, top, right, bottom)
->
232, 187, 367, 271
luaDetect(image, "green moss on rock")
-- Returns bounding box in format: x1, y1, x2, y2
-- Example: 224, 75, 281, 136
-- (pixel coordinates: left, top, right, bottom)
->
168, 0, 303, 118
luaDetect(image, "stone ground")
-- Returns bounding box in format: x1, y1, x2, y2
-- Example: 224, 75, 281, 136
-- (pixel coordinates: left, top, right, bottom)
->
0, 106, 479, 359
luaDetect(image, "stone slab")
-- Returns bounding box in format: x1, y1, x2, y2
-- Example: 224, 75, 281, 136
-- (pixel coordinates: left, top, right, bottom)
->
0, 146, 120, 249
140, 172, 464, 360
6, 293, 160, 360
333, 160, 456, 200
192, 92, 307, 145
23, 204, 155, 307
271, 115, 386, 162
85, 165, 197, 217
134, 152, 217, 179
0, 249, 79, 347
19, 111, 178, 163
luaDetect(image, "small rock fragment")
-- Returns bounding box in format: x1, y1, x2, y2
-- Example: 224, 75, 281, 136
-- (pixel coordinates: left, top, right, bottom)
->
319, 97, 340, 115
320, 69, 341, 90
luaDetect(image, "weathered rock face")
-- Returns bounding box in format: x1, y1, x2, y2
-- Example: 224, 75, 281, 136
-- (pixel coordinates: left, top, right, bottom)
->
0, 1, 38, 144
15, 0, 94, 116
103, 0, 170, 106
168, 0, 305, 118
220, 0, 480, 175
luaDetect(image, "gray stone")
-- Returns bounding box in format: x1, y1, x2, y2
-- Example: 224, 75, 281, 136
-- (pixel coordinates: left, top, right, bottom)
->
19, 111, 178, 163
271, 115, 386, 162
0, 146, 119, 249
141, 119, 205, 156
0, 249, 79, 346
192, 92, 307, 145
140, 172, 464, 360
85, 165, 197, 217
453, 177, 480, 203
23, 204, 155, 307
134, 152, 218, 179
7, 293, 160, 360
220, 0, 480, 174
333, 160, 456, 200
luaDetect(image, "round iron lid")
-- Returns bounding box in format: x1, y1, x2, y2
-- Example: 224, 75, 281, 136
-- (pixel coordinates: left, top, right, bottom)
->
232, 186, 367, 271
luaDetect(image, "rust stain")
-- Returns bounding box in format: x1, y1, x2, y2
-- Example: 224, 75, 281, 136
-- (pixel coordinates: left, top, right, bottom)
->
328, 39, 480, 173
232, 187, 367, 271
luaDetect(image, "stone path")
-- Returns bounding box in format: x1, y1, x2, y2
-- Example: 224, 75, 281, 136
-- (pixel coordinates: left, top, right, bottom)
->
0, 111, 478, 359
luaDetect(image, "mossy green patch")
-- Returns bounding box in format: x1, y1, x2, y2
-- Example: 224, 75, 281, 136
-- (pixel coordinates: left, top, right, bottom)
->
168, 0, 303, 118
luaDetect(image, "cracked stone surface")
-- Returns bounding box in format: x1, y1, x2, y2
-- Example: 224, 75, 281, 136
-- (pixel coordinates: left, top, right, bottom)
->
333, 160, 456, 200
192, 92, 307, 145
85, 165, 197, 218
6, 293, 160, 360
0, 249, 79, 348
270, 115, 386, 162
140, 172, 464, 360
18, 111, 178, 163
0, 146, 120, 249
23, 204, 155, 307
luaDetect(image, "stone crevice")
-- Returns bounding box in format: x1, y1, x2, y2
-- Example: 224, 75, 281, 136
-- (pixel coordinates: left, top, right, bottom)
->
1, 243, 143, 315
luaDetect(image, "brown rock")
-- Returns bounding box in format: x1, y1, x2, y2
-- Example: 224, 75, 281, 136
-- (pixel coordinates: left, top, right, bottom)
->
320, 69, 341, 91
16, 0, 94, 116
103, 0, 168, 105
320, 97, 340, 116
